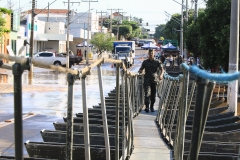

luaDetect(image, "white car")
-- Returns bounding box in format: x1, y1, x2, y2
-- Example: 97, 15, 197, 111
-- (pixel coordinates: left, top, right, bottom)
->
33, 51, 67, 66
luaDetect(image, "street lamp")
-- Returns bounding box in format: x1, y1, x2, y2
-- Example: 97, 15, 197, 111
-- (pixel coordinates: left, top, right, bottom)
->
165, 11, 183, 59
171, 0, 187, 61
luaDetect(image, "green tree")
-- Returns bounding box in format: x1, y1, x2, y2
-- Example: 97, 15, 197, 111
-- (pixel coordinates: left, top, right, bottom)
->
159, 14, 181, 44
90, 33, 116, 56
0, 8, 11, 41
154, 24, 166, 39
105, 19, 141, 40
194, 0, 231, 70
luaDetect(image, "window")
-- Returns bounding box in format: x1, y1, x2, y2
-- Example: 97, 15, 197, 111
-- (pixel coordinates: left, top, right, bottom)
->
39, 53, 53, 57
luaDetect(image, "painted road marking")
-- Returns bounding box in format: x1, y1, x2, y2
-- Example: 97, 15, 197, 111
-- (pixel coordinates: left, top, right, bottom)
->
0, 112, 36, 128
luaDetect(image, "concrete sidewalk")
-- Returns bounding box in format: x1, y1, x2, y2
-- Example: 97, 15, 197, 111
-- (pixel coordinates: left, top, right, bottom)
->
0, 113, 63, 157
130, 97, 172, 160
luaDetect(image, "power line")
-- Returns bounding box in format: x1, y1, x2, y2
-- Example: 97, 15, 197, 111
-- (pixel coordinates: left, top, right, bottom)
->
107, 8, 118, 33
96, 10, 107, 32
81, 0, 98, 64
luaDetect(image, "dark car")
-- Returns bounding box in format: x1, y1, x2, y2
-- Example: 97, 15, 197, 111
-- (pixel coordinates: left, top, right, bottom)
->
58, 52, 83, 67
138, 40, 146, 47
0, 60, 3, 67
131, 38, 139, 45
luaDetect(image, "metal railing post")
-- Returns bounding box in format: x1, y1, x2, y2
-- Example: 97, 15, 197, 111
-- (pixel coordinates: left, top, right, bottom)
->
141, 75, 144, 107
174, 75, 184, 160
66, 73, 76, 160
163, 81, 174, 137
121, 71, 126, 160
177, 67, 189, 160
81, 75, 91, 160
97, 63, 110, 160
132, 76, 136, 114
126, 77, 131, 159
165, 80, 177, 138
13, 63, 24, 160
187, 80, 197, 114
115, 63, 120, 160
187, 77, 215, 160
160, 80, 172, 130
156, 79, 166, 123
169, 80, 182, 145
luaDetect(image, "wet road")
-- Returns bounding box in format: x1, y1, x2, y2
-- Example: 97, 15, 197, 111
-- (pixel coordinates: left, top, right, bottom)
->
0, 48, 147, 117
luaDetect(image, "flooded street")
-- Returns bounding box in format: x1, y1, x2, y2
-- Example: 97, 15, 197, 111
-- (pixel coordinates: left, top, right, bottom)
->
0, 51, 145, 117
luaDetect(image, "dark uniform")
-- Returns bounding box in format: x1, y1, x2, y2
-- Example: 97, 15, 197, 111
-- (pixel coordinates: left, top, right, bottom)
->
139, 59, 163, 111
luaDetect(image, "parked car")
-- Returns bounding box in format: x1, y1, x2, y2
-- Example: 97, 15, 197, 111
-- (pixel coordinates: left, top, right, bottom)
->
58, 51, 83, 66
131, 38, 139, 45
0, 60, 3, 67
138, 40, 146, 47
33, 51, 67, 67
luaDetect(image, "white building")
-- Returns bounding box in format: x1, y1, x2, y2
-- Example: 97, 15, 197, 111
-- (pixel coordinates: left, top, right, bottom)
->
19, 9, 99, 55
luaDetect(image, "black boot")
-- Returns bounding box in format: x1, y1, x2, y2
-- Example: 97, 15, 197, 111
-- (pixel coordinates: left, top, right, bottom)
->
145, 103, 149, 113
150, 103, 155, 112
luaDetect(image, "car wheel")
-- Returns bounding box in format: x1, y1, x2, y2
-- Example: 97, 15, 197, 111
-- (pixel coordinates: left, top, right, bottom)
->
54, 61, 61, 66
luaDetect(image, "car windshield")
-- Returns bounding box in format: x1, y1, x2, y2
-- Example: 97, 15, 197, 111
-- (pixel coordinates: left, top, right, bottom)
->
118, 51, 129, 57
116, 47, 130, 52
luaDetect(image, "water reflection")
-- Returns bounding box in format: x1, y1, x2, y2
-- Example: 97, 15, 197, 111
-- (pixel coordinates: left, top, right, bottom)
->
0, 66, 118, 117
0, 74, 8, 83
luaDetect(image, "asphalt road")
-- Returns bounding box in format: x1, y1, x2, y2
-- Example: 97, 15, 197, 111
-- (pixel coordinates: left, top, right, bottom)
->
0, 46, 148, 117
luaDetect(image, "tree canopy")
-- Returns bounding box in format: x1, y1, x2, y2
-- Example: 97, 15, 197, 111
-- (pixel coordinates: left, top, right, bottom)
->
152, 1, 234, 71
103, 19, 141, 40
90, 33, 116, 55
185, 0, 231, 70
0, 8, 11, 38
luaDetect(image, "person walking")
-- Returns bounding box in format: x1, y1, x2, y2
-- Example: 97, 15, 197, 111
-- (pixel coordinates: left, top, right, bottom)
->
138, 49, 164, 112
160, 53, 166, 63
197, 57, 200, 66
169, 55, 173, 68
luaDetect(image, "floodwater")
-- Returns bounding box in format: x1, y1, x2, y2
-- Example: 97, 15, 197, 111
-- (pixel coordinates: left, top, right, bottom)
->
0, 54, 144, 117
0, 62, 120, 117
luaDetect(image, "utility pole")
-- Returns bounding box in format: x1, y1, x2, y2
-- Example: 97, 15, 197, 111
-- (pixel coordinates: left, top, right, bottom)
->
186, 0, 188, 22
96, 10, 107, 32
28, 0, 35, 85
28, 0, 57, 84
107, 9, 117, 33
194, 0, 198, 20
47, 2, 49, 22
119, 11, 126, 21
82, 0, 98, 65
180, 0, 184, 61
228, 0, 239, 115
63, 1, 81, 68
63, 1, 80, 160
116, 8, 123, 40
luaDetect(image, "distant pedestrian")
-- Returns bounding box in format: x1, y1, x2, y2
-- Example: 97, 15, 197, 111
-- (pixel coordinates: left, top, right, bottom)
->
84, 50, 87, 59
169, 55, 173, 67
197, 57, 200, 66
160, 53, 166, 63
172, 57, 175, 70
155, 52, 161, 59
179, 56, 183, 65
